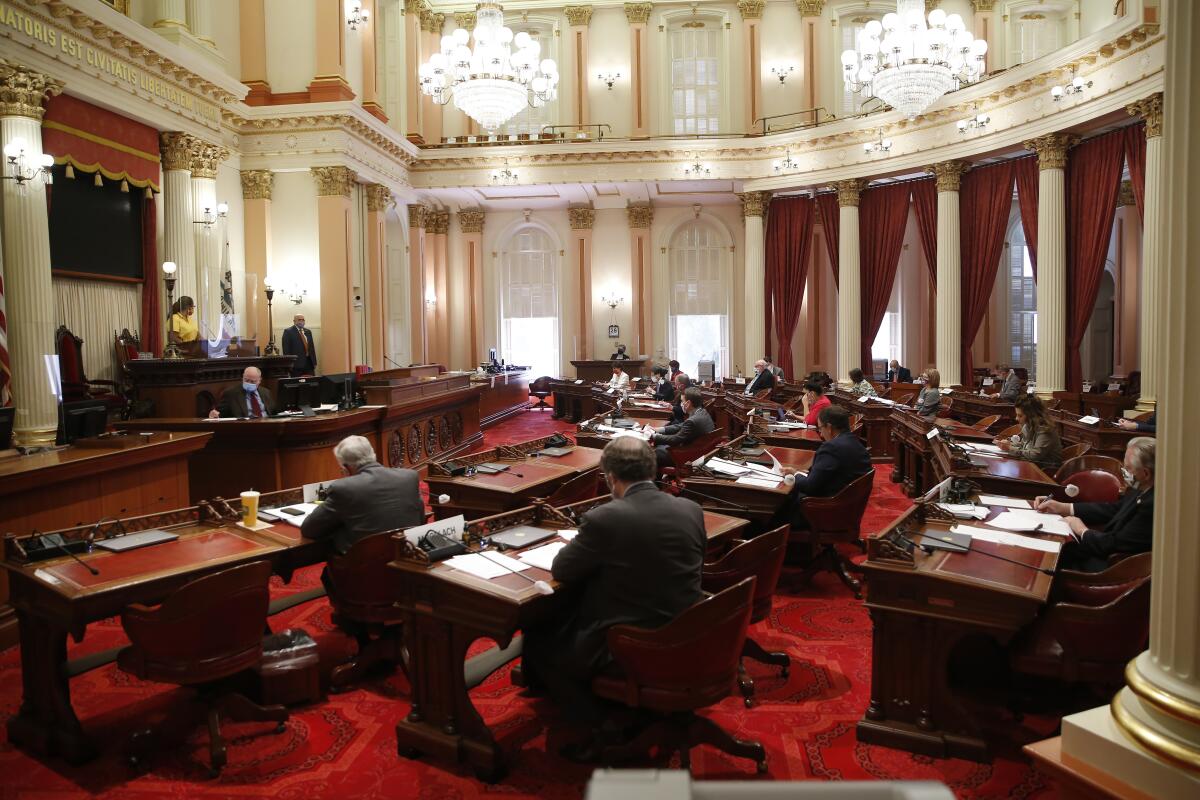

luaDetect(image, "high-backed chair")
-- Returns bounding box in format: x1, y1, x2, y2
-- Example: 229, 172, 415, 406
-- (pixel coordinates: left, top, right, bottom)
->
591, 578, 767, 773
664, 428, 727, 478
791, 470, 876, 599
537, 468, 604, 507
1060, 442, 1092, 462
1052, 455, 1125, 504
528, 376, 554, 412
56, 324, 123, 413
753, 388, 772, 400
996, 423, 1023, 440
937, 396, 954, 418
702, 526, 790, 707
325, 533, 408, 689
974, 414, 1001, 432
894, 393, 915, 407
116, 561, 287, 776
1055, 454, 1124, 485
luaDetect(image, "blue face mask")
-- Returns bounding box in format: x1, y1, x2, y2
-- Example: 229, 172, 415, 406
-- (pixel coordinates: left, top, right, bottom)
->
243, 382, 259, 393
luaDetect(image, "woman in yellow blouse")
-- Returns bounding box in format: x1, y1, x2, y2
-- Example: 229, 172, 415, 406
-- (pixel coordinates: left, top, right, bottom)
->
168, 296, 199, 344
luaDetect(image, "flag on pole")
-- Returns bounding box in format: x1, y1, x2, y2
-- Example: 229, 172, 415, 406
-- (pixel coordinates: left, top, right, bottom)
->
0, 271, 11, 407
219, 239, 237, 340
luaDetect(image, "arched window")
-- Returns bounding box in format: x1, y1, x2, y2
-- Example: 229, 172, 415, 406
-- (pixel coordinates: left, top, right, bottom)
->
870, 278, 903, 369
1006, 215, 1038, 378
668, 220, 730, 378
500, 226, 559, 377
668, 15, 722, 134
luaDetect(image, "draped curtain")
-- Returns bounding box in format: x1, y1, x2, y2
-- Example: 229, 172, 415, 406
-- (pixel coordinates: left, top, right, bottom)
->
764, 196, 815, 374
1013, 155, 1040, 282
858, 182, 911, 371
1066, 130, 1125, 392
1122, 122, 1146, 222
53, 277, 141, 383
911, 177, 938, 289
815, 192, 840, 288
141, 195, 161, 355
960, 161, 1015, 380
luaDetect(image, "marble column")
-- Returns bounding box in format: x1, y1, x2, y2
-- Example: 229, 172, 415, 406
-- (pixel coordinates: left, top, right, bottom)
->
1127, 93, 1164, 412
403, 0, 424, 143
189, 141, 229, 341
185, 0, 215, 47
239, 0, 271, 103
153, 0, 188, 34
428, 210, 450, 367
365, 185, 393, 370
458, 209, 486, 366
741, 191, 768, 374
312, 166, 356, 373
970, 1, 997, 74
835, 179, 865, 386
797, 1, 825, 114
1112, 180, 1141, 380
1024, 133, 1076, 397
627, 204, 653, 358
0, 62, 63, 448
565, 6, 592, 127
569, 207, 596, 359
159, 132, 198, 317
738, 0, 765, 133
309, 0, 355, 101
240, 170, 274, 353
419, 10, 444, 145
932, 160, 970, 387
407, 205, 428, 363
452, 11, 479, 136
625, 3, 652, 138
360, 0, 386, 122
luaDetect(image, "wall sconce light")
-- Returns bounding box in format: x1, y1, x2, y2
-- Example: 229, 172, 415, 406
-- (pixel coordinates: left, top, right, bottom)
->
492, 160, 518, 184
772, 147, 800, 174
597, 71, 621, 90
286, 284, 308, 305
1, 138, 54, 189
863, 129, 892, 155
770, 64, 794, 85
601, 291, 624, 310
193, 202, 229, 230
425, 288, 437, 308
345, 1, 369, 30
1051, 68, 1091, 102
683, 158, 711, 177
957, 105, 991, 133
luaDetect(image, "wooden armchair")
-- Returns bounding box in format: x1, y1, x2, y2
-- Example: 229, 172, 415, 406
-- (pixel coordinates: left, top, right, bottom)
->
1055, 454, 1123, 484
702, 526, 790, 707
974, 414, 1001, 432
325, 533, 408, 689
528, 375, 553, 412
117, 561, 286, 776
753, 388, 772, 400
536, 469, 604, 507
1060, 442, 1092, 462
55, 324, 123, 413
937, 396, 954, 418
664, 428, 726, 479
1053, 455, 1125, 503
791, 470, 876, 599
996, 423, 1023, 440
591, 578, 767, 773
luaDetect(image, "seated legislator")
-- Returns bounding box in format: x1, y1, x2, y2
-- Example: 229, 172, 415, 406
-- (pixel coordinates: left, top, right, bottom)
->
610, 343, 631, 360
997, 367, 1023, 401
668, 373, 691, 424
652, 387, 714, 470
301, 435, 425, 569
915, 368, 942, 420
994, 394, 1063, 473
744, 359, 776, 395
521, 436, 706, 737
648, 365, 675, 402
1036, 437, 1155, 572
208, 366, 276, 418
168, 295, 199, 345
1117, 413, 1156, 433
790, 380, 831, 426
848, 368, 878, 398
606, 363, 630, 391
764, 355, 785, 382
668, 359, 683, 381
779, 406, 872, 529
886, 359, 912, 384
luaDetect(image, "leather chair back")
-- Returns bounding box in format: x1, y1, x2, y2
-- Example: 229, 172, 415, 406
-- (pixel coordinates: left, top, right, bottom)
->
326, 533, 406, 625
1055, 552, 1151, 607
702, 526, 787, 624
668, 428, 726, 472
529, 375, 553, 397
1061, 442, 1092, 462
800, 469, 876, 544
974, 414, 1001, 432
996, 423, 1022, 440
1054, 454, 1123, 484
1055, 470, 1122, 504
753, 389, 772, 400
540, 469, 603, 507
118, 560, 272, 686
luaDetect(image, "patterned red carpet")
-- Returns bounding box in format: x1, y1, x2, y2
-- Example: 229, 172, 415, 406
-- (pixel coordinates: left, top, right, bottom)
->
0, 409, 1061, 799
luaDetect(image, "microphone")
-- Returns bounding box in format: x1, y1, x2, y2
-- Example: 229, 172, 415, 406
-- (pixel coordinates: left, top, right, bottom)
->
384, 353, 405, 369
37, 532, 99, 576
1064, 484, 1080, 499
437, 493, 452, 505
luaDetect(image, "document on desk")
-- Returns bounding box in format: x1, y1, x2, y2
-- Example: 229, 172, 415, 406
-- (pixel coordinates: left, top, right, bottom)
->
963, 442, 1006, 454
937, 503, 990, 520
558, 529, 578, 541
266, 503, 319, 527
736, 474, 782, 489
447, 552, 530, 580
518, 541, 568, 571
987, 511, 1073, 536
978, 494, 1032, 509
706, 457, 751, 477
950, 524, 1063, 553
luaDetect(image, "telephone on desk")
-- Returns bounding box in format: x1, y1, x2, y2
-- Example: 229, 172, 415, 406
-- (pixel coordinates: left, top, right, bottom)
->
417, 530, 467, 562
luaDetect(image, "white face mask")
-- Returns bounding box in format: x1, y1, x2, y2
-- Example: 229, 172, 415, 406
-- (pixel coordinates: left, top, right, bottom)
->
1122, 467, 1139, 490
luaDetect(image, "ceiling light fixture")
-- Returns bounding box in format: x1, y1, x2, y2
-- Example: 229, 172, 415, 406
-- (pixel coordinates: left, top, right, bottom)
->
770, 64, 794, 85
957, 104, 990, 133
773, 148, 801, 173
863, 129, 893, 155
683, 158, 711, 177
491, 161, 519, 184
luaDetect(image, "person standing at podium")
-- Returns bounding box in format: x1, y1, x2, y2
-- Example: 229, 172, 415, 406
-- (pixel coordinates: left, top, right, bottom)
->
282, 314, 317, 377
209, 366, 276, 418
168, 296, 198, 346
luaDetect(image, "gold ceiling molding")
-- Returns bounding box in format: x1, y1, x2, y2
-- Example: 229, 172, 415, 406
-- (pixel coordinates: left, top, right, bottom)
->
240, 169, 274, 200
235, 113, 418, 167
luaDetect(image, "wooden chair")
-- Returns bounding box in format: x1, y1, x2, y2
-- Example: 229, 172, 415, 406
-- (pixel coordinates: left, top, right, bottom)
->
974, 414, 1001, 432
1053, 467, 1122, 504
702, 526, 790, 707
528, 376, 553, 412
117, 561, 287, 776
894, 392, 915, 407
591, 578, 767, 773
996, 423, 1022, 440
537, 469, 604, 507
791, 470, 876, 599
325, 533, 408, 690
55, 324, 124, 413
664, 428, 726, 478
1055, 454, 1124, 484
936, 396, 954, 418
1061, 442, 1092, 462
753, 388, 772, 400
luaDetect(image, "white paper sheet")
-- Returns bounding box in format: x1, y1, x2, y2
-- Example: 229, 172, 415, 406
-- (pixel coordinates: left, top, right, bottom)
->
1077, 415, 1101, 425
978, 494, 1033, 509
447, 552, 530, 580
736, 475, 782, 489
558, 529, 578, 541
706, 457, 751, 476
272, 503, 319, 527
937, 503, 990, 520
950, 524, 1062, 553
987, 511, 1073, 536
517, 541, 568, 571
963, 442, 1005, 454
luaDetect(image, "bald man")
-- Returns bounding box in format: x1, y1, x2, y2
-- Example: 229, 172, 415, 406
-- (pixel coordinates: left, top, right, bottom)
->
209, 366, 276, 418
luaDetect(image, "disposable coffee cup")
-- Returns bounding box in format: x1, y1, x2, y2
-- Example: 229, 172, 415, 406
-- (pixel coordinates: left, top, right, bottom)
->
241, 490, 260, 526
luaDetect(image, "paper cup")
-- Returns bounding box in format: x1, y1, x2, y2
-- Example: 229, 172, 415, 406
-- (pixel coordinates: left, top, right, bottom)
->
240, 491, 260, 526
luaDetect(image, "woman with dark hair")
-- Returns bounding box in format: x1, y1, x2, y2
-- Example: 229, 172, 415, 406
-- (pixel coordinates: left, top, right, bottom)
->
915, 368, 942, 420
168, 295, 198, 344
793, 380, 831, 426
996, 394, 1063, 472
668, 359, 682, 381
848, 368, 877, 398
649, 365, 675, 402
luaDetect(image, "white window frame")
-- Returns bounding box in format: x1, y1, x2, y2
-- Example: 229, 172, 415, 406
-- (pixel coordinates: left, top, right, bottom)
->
659, 8, 732, 137
1004, 1, 1071, 68
665, 217, 732, 379
498, 224, 561, 378
1004, 211, 1038, 379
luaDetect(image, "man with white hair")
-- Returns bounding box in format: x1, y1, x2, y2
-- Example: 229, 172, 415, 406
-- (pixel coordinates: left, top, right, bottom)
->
209, 366, 275, 418
1035, 437, 1156, 572
301, 435, 426, 558
743, 359, 776, 395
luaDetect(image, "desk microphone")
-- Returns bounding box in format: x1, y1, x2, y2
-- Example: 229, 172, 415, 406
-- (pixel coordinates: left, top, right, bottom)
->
36, 532, 99, 576
902, 531, 1055, 575
384, 353, 405, 369
1064, 484, 1080, 499
661, 477, 753, 513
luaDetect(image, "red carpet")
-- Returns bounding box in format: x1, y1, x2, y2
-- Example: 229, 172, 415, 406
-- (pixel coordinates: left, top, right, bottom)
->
0, 411, 1061, 799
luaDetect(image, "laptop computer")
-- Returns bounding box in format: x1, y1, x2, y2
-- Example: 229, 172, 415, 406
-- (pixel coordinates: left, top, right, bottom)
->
489, 525, 558, 550
95, 529, 179, 552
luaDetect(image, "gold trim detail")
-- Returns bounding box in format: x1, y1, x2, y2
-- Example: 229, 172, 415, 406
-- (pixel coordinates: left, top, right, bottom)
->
738, 0, 765, 21
188, 140, 229, 179
311, 165, 356, 197
458, 209, 485, 233
1127, 92, 1164, 138
565, 6, 593, 27
1125, 659, 1200, 726
796, 1, 825, 17
366, 184, 393, 213
408, 205, 427, 228
1111, 692, 1200, 774
52, 156, 159, 192
739, 191, 769, 218
0, 59, 64, 120
159, 131, 199, 171
835, 179, 866, 207
624, 2, 652, 25
627, 203, 654, 228
427, 209, 450, 235
930, 160, 971, 192
1024, 133, 1078, 170
568, 206, 596, 229
41, 120, 160, 163
240, 170, 274, 201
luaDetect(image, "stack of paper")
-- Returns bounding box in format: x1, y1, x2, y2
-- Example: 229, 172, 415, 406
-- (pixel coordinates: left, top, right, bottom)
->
950, 524, 1062, 554
963, 442, 1005, 455
736, 474, 782, 489
937, 503, 990, 520
986, 511, 1072, 536
978, 495, 1032, 509
706, 457, 750, 477
446, 552, 530, 580
518, 541, 568, 570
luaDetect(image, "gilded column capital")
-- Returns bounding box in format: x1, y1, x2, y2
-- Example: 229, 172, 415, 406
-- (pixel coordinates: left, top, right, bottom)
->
1024, 133, 1078, 170
432, 12, 445, 32
624, 3, 652, 25
188, 141, 229, 179
366, 184, 393, 213
925, 0, 942, 10
835, 179, 867, 207
739, 192, 769, 218
565, 6, 593, 26
311, 166, 356, 197
795, 0, 824, 16
453, 11, 476, 30
568, 207, 596, 230
428, 209, 450, 235
408, 204, 427, 228
159, 131, 199, 171
458, 209, 485, 233
738, 0, 765, 21
240, 170, 274, 200
419, 9, 434, 32
1126, 92, 1164, 138
970, 1, 996, 11
1117, 180, 1137, 208
626, 203, 654, 229
929, 160, 971, 192
0, 60, 63, 120
404, 0, 424, 15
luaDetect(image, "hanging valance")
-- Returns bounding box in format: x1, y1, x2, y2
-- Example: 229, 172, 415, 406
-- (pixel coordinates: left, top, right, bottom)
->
41, 94, 160, 192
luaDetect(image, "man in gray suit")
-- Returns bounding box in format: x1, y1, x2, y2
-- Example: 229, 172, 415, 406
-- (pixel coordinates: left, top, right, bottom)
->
650, 386, 715, 470
208, 366, 276, 418
997, 367, 1023, 401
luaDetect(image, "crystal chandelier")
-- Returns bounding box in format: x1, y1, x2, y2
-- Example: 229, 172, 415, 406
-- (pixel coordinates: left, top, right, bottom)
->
841, 1, 988, 119
418, 2, 558, 132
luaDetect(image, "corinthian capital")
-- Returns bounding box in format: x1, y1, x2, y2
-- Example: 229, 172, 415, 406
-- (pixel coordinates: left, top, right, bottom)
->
1126, 92, 1163, 139
624, 3, 652, 25
366, 184, 393, 213
1024, 133, 1078, 170
311, 166, 356, 197
739, 192, 769, 218
160, 131, 199, 171
189, 141, 230, 179
626, 203, 654, 229
568, 207, 596, 230
565, 5, 593, 26
835, 179, 867, 207
738, 0, 765, 20
796, 0, 824, 15
427, 209, 450, 235
240, 170, 274, 200
458, 209, 485, 233
408, 204, 427, 229
971, 1, 997, 11
929, 160, 971, 192
453, 11, 476, 30
0, 60, 63, 120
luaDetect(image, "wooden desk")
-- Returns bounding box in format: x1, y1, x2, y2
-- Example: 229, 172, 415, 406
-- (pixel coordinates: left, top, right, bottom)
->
126, 355, 296, 418
857, 503, 1059, 760
1051, 391, 1136, 421
829, 390, 900, 459
929, 431, 1057, 499
549, 379, 616, 423
570, 359, 647, 382
1050, 410, 1151, 460
473, 370, 532, 428
574, 413, 662, 449
890, 410, 994, 498
680, 435, 816, 524
948, 392, 1016, 427
368, 363, 444, 379
360, 372, 471, 405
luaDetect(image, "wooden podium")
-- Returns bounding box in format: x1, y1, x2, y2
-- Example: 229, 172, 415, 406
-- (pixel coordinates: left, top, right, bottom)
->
126, 355, 296, 417
570, 358, 647, 382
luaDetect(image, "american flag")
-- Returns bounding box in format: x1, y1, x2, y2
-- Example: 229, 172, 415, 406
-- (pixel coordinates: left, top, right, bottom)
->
0, 271, 11, 407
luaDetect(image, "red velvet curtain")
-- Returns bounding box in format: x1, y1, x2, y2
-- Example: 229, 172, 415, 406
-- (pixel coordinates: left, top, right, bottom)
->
911, 177, 938, 289
960, 161, 1015, 380
1123, 122, 1146, 223
858, 183, 911, 371
765, 196, 815, 375
1066, 130, 1125, 392
141, 194, 161, 355
1013, 155, 1039, 282
816, 192, 840, 289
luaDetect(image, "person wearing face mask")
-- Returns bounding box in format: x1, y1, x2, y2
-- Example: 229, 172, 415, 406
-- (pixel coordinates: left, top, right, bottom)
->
209, 366, 277, 418
282, 313, 318, 377
776, 406, 872, 530
915, 369, 942, 420
743, 359, 776, 395
650, 387, 714, 470
997, 367, 1023, 402
994, 394, 1063, 473
167, 296, 199, 346
1035, 437, 1155, 572
648, 365, 674, 402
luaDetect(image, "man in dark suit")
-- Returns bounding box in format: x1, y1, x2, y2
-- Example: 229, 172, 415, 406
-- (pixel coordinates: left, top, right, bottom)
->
1036, 437, 1155, 572
780, 405, 872, 529
522, 436, 705, 738
651, 387, 714, 470
282, 314, 317, 376
208, 366, 276, 418
743, 359, 776, 395
648, 365, 674, 402
609, 343, 630, 360
886, 359, 912, 384
667, 373, 691, 423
